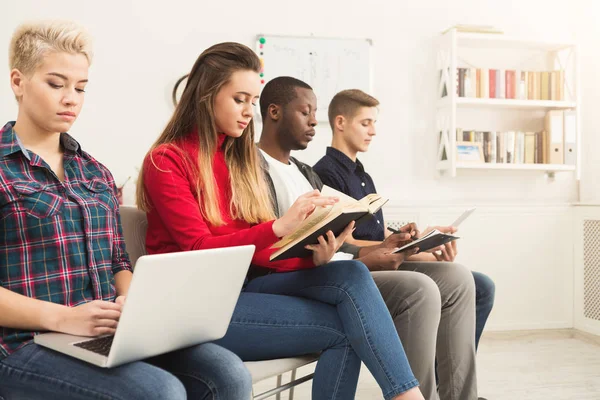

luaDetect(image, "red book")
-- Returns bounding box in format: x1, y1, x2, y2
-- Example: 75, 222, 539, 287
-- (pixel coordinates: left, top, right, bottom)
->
489, 69, 496, 98
476, 69, 481, 97
505, 70, 516, 99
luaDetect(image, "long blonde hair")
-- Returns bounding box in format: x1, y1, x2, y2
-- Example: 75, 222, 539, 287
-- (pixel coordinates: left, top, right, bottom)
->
137, 42, 275, 225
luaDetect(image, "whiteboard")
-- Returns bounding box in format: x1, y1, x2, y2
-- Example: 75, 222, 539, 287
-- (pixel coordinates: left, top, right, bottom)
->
256, 35, 372, 122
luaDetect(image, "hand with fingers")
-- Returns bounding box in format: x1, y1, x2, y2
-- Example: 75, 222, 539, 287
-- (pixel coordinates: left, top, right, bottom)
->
423, 225, 459, 262
272, 189, 339, 238
359, 246, 419, 271
382, 222, 420, 249
306, 221, 355, 266
56, 300, 123, 337
115, 296, 126, 307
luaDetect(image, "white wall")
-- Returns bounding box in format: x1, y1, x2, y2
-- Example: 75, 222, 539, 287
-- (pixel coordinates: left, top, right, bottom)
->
576, 1, 600, 204
0, 0, 592, 205
1, 0, 598, 330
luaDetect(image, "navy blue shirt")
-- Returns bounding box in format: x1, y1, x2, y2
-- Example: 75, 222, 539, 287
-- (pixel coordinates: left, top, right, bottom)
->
313, 147, 385, 241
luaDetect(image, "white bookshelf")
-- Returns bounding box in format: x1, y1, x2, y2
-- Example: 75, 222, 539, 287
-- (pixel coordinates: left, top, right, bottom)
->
435, 29, 580, 178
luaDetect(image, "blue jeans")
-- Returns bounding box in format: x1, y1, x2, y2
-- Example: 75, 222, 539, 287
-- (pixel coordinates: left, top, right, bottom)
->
0, 341, 251, 400
215, 292, 361, 399
244, 260, 419, 400
0, 292, 362, 400
473, 271, 495, 350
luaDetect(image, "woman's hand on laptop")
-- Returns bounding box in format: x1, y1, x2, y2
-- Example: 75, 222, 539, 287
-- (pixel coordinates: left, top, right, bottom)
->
272, 190, 339, 238
54, 300, 122, 337
306, 222, 355, 266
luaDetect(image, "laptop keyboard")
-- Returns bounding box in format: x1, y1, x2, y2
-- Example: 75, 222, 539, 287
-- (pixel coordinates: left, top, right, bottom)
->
73, 336, 114, 357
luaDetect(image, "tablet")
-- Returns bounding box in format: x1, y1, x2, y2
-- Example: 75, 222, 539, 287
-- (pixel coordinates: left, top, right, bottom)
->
450, 208, 476, 228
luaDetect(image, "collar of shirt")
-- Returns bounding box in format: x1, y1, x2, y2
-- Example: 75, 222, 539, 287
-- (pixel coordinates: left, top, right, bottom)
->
0, 121, 81, 161
325, 146, 365, 174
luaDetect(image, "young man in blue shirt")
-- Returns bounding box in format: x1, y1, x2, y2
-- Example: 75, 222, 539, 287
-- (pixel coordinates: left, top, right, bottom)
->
314, 89, 496, 400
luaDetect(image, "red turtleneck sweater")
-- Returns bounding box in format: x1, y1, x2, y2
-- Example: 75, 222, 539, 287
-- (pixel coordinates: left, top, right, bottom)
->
142, 132, 314, 272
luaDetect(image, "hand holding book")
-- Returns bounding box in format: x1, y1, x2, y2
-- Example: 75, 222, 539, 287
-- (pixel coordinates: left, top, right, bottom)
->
270, 186, 389, 261
272, 189, 339, 238
305, 221, 355, 266
392, 226, 459, 255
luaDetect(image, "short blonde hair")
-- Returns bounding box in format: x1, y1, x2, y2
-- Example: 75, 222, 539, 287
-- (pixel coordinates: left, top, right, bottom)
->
9, 20, 93, 75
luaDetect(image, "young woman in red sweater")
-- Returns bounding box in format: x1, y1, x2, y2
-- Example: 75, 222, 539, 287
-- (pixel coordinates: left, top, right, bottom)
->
138, 42, 424, 400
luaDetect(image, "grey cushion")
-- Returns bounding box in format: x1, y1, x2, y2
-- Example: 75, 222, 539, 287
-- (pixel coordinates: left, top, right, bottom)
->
119, 206, 148, 266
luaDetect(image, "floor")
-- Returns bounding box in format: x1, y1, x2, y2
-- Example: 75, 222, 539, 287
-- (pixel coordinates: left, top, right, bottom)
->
252, 329, 600, 399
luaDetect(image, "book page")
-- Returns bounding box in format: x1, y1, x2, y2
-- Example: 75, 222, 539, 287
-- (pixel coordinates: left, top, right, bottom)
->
272, 204, 335, 248
272, 185, 380, 250
360, 195, 387, 214
321, 185, 358, 206
392, 229, 458, 253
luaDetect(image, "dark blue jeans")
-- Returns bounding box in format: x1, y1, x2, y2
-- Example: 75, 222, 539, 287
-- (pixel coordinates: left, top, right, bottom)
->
473, 271, 495, 350
216, 292, 362, 399
244, 260, 419, 400
0, 341, 251, 400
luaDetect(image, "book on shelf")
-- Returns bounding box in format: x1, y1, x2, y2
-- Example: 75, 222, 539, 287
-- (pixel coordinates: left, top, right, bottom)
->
496, 132, 506, 163
563, 109, 577, 166
545, 110, 564, 164
269, 186, 388, 261
482, 131, 497, 163
456, 110, 575, 166
518, 71, 527, 100
393, 229, 460, 254
489, 70, 496, 98
524, 132, 536, 164
505, 70, 516, 99
455, 68, 565, 101
550, 71, 558, 100
515, 131, 525, 164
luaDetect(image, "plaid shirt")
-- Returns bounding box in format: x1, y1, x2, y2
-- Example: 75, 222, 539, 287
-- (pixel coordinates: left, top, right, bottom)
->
0, 121, 132, 359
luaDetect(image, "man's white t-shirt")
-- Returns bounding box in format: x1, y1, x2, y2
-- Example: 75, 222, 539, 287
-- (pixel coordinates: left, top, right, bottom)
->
260, 149, 354, 261
260, 149, 315, 217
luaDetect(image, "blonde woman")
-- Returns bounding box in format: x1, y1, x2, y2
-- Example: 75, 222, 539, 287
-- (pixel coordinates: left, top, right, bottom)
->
0, 21, 253, 400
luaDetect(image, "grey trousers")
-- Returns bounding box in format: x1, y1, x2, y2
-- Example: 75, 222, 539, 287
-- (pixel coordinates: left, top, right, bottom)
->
371, 262, 477, 400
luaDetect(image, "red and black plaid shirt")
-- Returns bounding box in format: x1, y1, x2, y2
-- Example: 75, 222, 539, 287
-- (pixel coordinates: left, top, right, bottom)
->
0, 121, 132, 359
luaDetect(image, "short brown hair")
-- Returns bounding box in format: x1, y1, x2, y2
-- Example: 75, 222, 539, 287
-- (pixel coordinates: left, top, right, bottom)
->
328, 89, 379, 129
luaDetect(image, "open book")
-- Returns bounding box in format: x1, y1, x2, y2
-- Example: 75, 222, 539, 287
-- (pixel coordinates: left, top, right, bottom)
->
269, 186, 388, 261
393, 229, 459, 254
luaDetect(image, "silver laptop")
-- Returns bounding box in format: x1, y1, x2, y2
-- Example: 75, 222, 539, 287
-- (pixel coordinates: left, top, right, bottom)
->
34, 245, 254, 368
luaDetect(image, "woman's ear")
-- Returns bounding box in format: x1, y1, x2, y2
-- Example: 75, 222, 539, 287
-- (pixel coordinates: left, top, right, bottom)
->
10, 69, 26, 100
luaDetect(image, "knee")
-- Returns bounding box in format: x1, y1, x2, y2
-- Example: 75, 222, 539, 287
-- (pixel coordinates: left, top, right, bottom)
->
386, 273, 441, 312
443, 263, 476, 297
416, 274, 442, 313
221, 361, 253, 398
137, 371, 186, 400
473, 271, 496, 307
206, 348, 253, 398
155, 376, 187, 400
328, 260, 372, 284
